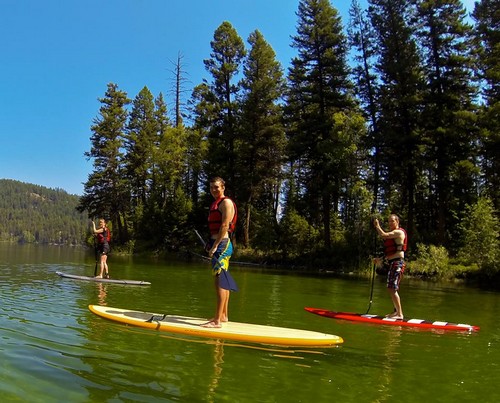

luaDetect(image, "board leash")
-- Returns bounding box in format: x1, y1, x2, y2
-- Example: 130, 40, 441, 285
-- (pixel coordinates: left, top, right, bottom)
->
146, 314, 167, 323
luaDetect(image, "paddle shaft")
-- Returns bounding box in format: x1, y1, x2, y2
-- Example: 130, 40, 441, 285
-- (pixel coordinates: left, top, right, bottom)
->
194, 229, 207, 248
366, 262, 376, 314
93, 236, 98, 276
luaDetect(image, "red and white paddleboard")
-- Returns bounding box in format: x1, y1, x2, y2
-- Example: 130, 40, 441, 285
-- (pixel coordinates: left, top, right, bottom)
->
305, 307, 479, 332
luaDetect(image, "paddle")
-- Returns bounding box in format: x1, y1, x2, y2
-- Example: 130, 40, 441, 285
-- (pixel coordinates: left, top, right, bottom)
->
194, 229, 207, 249
366, 215, 379, 314
365, 262, 376, 314
93, 235, 98, 277
193, 229, 238, 292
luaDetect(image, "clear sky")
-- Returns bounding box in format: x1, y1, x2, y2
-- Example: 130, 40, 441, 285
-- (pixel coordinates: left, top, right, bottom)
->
0, 0, 475, 195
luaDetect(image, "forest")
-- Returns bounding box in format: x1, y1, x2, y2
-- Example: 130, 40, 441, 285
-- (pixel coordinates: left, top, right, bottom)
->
0, 179, 88, 245
76, 0, 500, 282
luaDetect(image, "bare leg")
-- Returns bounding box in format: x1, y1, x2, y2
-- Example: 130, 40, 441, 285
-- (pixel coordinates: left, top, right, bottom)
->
387, 288, 403, 318
202, 277, 229, 328
97, 255, 108, 278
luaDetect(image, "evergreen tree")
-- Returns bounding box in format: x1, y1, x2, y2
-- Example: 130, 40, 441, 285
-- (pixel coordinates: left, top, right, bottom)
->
125, 86, 157, 207
202, 21, 246, 186
287, 0, 358, 248
367, 0, 425, 241
238, 29, 286, 247
348, 0, 381, 212
78, 83, 131, 243
415, 0, 479, 247
473, 0, 500, 212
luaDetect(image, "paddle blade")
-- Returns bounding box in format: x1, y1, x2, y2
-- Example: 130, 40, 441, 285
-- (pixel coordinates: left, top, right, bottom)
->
219, 270, 238, 292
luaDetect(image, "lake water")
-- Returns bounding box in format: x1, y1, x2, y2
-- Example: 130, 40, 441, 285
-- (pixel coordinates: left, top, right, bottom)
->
0, 243, 498, 402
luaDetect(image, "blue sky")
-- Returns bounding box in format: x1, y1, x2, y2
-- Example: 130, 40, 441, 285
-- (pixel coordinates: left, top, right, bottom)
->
0, 0, 475, 195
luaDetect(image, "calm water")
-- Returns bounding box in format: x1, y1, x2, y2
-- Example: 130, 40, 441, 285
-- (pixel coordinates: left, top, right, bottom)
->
0, 243, 498, 402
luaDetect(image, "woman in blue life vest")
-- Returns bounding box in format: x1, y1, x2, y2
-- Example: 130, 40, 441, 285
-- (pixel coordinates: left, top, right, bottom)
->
373, 214, 407, 319
201, 176, 238, 329
92, 218, 110, 279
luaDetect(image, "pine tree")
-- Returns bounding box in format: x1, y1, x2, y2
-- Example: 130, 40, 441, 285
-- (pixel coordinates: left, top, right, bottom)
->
348, 0, 381, 212
415, 0, 478, 247
287, 0, 358, 248
238, 29, 286, 247
473, 0, 500, 212
367, 0, 425, 240
202, 21, 246, 186
78, 83, 131, 243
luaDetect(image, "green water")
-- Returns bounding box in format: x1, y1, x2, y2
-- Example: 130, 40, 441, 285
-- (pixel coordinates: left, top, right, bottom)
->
0, 243, 498, 402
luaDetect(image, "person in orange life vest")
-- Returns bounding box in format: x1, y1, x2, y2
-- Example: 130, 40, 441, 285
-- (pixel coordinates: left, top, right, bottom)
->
92, 218, 110, 279
373, 214, 407, 319
201, 176, 238, 329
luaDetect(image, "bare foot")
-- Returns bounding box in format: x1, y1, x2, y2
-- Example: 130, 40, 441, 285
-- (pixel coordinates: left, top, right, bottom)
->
201, 321, 222, 328
207, 317, 228, 323
386, 312, 403, 320
95, 275, 103, 279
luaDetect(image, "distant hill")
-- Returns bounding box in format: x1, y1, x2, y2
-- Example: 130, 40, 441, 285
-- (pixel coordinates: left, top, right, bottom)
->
0, 179, 88, 245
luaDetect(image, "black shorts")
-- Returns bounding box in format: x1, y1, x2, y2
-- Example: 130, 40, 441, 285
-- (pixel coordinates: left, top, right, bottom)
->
98, 243, 110, 255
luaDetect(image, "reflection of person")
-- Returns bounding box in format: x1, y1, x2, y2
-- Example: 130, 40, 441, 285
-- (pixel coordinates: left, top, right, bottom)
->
97, 283, 107, 305
92, 218, 110, 279
373, 214, 407, 319
202, 177, 238, 328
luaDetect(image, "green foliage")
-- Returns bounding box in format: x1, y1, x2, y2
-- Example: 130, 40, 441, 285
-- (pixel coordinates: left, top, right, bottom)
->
0, 179, 88, 244
237, 29, 286, 247
78, 82, 131, 244
68, 2, 500, 285
286, 0, 360, 249
407, 243, 450, 278
278, 209, 321, 258
458, 197, 500, 275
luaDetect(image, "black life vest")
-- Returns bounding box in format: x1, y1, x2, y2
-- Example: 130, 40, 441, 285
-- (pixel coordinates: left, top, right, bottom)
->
208, 197, 237, 236
383, 227, 407, 256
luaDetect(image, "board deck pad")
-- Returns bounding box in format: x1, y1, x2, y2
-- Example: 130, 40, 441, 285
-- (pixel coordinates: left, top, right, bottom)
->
305, 307, 479, 331
56, 271, 151, 285
89, 305, 343, 347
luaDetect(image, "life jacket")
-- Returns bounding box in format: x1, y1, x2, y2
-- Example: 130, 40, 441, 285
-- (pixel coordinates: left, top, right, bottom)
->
384, 227, 407, 256
97, 227, 111, 244
208, 197, 237, 236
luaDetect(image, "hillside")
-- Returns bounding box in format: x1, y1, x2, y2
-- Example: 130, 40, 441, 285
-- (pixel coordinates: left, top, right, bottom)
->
0, 179, 88, 245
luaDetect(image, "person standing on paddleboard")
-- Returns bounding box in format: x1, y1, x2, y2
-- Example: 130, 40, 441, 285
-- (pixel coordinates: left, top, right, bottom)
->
202, 177, 238, 329
92, 218, 110, 279
373, 214, 407, 319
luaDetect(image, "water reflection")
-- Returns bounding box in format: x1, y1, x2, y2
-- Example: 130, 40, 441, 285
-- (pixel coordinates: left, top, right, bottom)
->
375, 327, 403, 402
207, 340, 224, 402
0, 243, 498, 402
96, 283, 108, 306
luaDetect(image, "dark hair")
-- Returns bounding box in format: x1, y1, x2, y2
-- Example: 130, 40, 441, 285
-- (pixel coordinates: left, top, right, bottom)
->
389, 214, 400, 223
210, 176, 225, 186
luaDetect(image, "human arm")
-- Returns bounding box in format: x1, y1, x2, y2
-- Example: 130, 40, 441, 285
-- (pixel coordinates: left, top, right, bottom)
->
373, 218, 403, 240
92, 221, 103, 234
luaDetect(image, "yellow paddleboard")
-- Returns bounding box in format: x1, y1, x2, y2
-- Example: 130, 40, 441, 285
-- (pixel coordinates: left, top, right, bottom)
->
89, 305, 343, 347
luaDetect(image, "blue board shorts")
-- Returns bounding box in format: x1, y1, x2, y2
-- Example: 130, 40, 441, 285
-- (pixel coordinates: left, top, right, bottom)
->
206, 238, 238, 291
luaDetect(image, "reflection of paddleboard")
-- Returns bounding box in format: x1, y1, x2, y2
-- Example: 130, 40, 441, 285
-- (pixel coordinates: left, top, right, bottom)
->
56, 271, 151, 285
89, 305, 343, 347
305, 307, 479, 331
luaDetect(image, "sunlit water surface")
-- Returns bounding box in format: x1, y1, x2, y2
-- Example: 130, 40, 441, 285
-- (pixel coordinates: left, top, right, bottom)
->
0, 243, 498, 402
